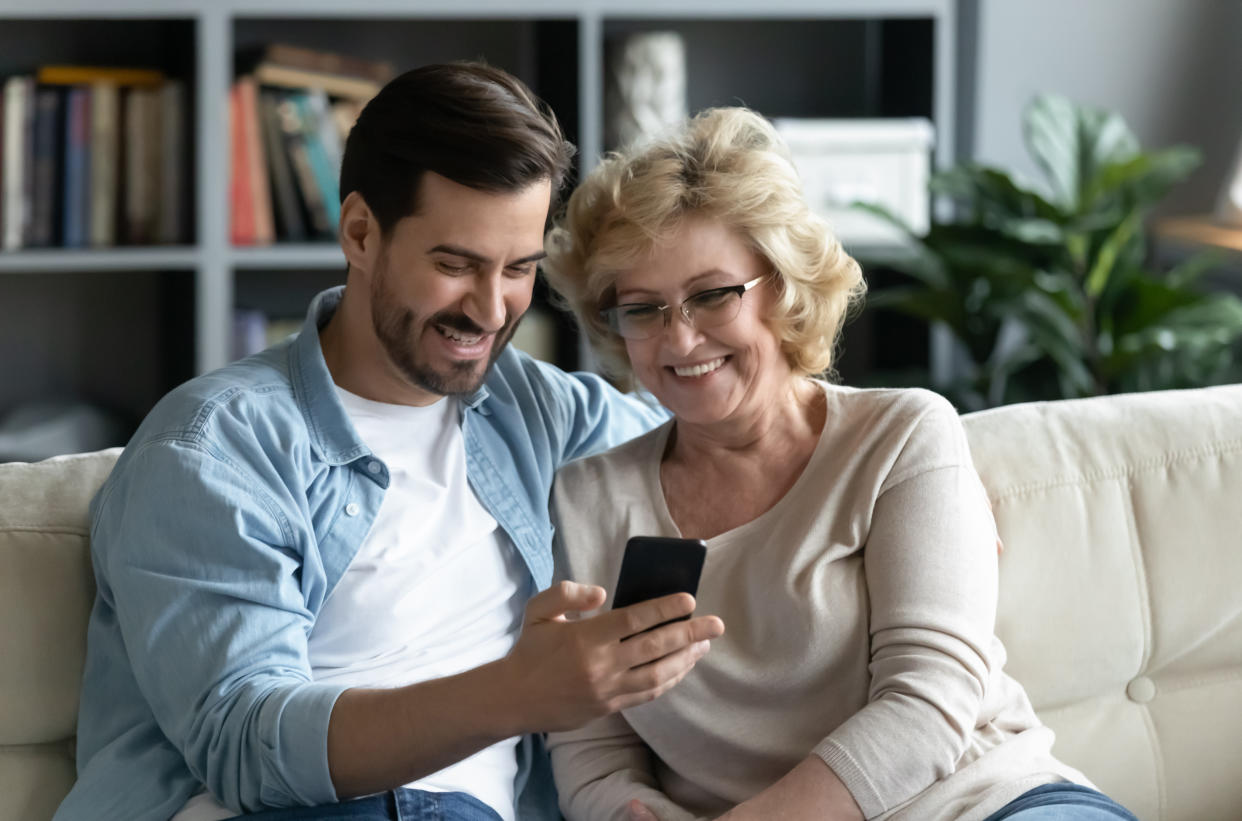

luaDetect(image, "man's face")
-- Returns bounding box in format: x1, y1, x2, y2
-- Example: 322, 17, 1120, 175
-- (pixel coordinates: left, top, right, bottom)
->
367, 172, 552, 404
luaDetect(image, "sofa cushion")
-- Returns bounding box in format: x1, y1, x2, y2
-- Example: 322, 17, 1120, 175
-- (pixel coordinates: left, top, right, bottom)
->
0, 449, 119, 821
963, 384, 1242, 821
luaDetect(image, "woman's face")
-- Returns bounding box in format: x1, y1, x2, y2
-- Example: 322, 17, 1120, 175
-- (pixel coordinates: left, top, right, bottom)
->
613, 215, 792, 427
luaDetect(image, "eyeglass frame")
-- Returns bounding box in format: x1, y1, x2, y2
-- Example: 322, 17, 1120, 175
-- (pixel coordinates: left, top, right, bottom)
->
599, 274, 770, 340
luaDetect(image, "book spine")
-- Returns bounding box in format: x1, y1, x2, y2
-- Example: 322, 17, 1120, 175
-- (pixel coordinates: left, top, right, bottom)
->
62, 86, 90, 248
238, 77, 274, 245
253, 63, 380, 103
229, 81, 254, 246
297, 93, 340, 235
156, 80, 184, 245
276, 93, 331, 237
259, 89, 306, 242
89, 83, 118, 247
20, 78, 36, 247
261, 43, 394, 84
3, 76, 31, 250
124, 87, 160, 245
30, 87, 62, 247
38, 66, 165, 87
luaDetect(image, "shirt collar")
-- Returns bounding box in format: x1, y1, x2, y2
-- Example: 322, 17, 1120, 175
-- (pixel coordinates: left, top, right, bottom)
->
289, 287, 372, 466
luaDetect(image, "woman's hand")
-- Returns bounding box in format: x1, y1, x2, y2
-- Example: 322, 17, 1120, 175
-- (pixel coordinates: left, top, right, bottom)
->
627, 757, 864, 821
627, 799, 662, 821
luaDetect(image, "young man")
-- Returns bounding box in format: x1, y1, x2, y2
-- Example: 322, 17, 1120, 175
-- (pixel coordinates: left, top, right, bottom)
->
53, 63, 724, 821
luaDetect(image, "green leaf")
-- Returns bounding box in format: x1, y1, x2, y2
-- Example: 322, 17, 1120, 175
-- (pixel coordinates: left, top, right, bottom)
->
930, 165, 1066, 221
1023, 93, 1140, 213
1084, 147, 1201, 211
1164, 250, 1224, 289
1084, 211, 1142, 298
866, 286, 967, 332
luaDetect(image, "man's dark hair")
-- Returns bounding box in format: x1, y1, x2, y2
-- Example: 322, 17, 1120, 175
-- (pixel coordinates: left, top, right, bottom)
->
339, 61, 576, 235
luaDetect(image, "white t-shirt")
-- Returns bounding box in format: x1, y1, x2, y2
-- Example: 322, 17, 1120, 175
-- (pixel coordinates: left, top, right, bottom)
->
174, 389, 528, 821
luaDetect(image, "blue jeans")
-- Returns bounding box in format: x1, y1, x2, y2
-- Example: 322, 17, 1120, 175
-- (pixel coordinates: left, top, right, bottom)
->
982, 783, 1140, 820
225, 789, 503, 820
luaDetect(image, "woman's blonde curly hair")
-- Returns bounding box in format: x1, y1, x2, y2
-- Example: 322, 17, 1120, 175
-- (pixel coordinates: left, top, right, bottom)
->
542, 106, 866, 384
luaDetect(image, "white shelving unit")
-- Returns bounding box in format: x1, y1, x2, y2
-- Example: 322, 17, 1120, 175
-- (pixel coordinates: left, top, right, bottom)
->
0, 0, 955, 434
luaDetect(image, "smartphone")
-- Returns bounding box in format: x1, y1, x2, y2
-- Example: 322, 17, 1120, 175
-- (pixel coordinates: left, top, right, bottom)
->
611, 536, 708, 621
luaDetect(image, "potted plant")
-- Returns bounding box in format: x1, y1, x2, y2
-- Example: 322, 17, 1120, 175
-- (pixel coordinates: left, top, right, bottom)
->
857, 93, 1242, 410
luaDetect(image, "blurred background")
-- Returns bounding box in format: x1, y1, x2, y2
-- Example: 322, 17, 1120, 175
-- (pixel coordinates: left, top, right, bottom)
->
2, 0, 1241, 460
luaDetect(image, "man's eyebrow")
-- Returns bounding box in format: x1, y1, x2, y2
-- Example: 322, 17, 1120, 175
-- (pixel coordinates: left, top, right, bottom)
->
427, 244, 547, 266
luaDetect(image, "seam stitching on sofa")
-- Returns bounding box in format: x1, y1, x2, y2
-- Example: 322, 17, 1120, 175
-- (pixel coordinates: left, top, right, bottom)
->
988, 438, 1242, 504
1151, 669, 1242, 694
1138, 704, 1168, 818
1122, 475, 1166, 817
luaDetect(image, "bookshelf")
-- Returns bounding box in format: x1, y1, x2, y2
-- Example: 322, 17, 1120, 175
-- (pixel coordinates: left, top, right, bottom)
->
0, 0, 957, 456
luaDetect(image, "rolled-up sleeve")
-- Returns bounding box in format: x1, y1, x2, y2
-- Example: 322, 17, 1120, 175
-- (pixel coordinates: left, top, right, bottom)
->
93, 439, 349, 812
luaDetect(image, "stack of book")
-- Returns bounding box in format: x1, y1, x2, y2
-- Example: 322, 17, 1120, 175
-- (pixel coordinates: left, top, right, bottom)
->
1, 66, 187, 251
230, 44, 394, 246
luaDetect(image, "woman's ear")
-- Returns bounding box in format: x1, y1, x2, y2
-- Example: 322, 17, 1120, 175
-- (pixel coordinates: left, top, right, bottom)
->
339, 190, 379, 275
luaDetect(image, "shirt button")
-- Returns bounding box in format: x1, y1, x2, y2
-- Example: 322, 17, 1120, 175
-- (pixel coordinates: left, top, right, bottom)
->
1126, 676, 1157, 704
345, 502, 360, 517
367, 461, 381, 474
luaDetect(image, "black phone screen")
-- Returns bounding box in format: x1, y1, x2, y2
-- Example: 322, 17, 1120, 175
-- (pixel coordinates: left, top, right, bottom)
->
611, 536, 707, 614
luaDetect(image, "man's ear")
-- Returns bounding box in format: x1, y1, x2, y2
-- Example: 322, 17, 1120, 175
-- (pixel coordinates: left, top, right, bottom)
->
340, 191, 380, 275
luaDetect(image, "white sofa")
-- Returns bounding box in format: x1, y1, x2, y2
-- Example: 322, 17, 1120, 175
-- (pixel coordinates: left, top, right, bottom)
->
2, 385, 1240, 821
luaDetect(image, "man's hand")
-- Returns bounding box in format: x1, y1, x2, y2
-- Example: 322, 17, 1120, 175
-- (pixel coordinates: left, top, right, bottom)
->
498, 581, 725, 734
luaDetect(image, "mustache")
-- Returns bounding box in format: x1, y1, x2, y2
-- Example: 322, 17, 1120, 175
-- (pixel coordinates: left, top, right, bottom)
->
428, 311, 512, 336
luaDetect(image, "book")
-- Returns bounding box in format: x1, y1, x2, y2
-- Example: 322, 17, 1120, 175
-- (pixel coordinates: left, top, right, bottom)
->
2, 76, 33, 251
249, 43, 394, 85
229, 81, 255, 245
330, 99, 364, 146
156, 80, 185, 245
253, 63, 380, 103
123, 87, 160, 245
237, 77, 274, 245
37, 65, 164, 88
298, 91, 341, 233
0, 80, 5, 238
258, 89, 306, 242
232, 308, 269, 359
89, 83, 118, 247
62, 85, 91, 248
30, 86, 64, 248
274, 93, 332, 238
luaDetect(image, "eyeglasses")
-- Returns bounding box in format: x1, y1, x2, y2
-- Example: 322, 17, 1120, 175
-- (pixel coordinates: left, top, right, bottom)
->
600, 275, 769, 340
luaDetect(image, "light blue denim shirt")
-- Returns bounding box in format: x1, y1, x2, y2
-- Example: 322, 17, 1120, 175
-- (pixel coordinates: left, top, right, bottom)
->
54, 287, 667, 821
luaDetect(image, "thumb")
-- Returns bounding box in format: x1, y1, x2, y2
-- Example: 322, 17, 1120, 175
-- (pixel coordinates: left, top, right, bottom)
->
524, 580, 607, 622
628, 799, 660, 821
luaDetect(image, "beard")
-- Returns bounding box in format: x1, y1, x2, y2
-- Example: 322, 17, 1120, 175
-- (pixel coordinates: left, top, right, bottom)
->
369, 258, 520, 398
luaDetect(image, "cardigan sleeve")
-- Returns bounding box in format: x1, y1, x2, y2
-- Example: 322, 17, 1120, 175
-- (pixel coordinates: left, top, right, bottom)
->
548, 712, 702, 821
812, 401, 1001, 819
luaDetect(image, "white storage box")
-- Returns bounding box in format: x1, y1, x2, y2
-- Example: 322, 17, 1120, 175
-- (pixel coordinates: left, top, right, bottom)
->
772, 117, 934, 249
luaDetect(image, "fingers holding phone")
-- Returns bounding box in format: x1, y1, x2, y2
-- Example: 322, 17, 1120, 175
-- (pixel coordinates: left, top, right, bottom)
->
499, 537, 722, 732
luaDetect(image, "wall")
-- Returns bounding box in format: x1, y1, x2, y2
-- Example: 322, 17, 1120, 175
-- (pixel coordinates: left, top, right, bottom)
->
965, 0, 1242, 217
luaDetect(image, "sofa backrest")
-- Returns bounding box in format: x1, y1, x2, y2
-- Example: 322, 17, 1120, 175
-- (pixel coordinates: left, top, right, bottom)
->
963, 384, 1242, 821
0, 449, 119, 821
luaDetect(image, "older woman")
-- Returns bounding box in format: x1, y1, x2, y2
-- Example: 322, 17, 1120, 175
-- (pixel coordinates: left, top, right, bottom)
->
540, 108, 1138, 821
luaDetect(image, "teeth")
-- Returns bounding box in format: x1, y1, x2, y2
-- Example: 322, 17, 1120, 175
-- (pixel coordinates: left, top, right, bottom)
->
673, 357, 726, 378
438, 325, 483, 345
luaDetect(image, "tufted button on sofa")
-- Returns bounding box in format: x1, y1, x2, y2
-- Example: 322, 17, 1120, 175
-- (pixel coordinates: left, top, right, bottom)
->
2, 385, 1240, 821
